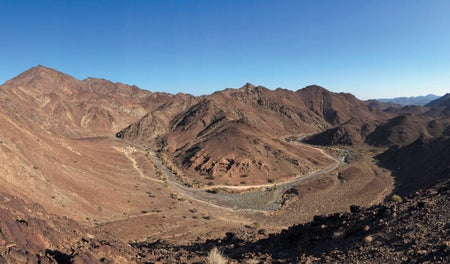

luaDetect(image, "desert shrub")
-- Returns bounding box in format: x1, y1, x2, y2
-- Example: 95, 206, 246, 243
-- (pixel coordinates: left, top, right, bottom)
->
391, 194, 403, 203
207, 188, 221, 194
364, 235, 374, 244
207, 247, 228, 264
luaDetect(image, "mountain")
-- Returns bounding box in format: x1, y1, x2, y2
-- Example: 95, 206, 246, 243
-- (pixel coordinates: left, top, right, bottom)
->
377, 94, 440, 106
119, 83, 388, 186
376, 136, 450, 195
0, 65, 199, 221
0, 66, 448, 263
425, 93, 450, 107
365, 114, 430, 147
307, 109, 450, 148
366, 99, 402, 110
304, 118, 380, 145
425, 93, 450, 116
383, 104, 429, 115
0, 65, 191, 137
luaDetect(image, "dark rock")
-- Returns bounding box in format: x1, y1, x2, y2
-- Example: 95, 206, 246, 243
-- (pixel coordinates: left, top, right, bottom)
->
349, 205, 361, 213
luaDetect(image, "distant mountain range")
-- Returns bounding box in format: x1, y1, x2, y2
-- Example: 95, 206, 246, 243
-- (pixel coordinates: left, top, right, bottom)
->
377, 94, 440, 106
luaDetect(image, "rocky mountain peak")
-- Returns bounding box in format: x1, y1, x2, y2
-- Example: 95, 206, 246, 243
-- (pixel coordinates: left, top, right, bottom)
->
241, 82, 256, 89
299, 84, 329, 94
3, 65, 80, 92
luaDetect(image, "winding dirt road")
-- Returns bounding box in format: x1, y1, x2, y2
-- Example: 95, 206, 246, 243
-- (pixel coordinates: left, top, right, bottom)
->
113, 139, 346, 212
113, 146, 164, 183
199, 137, 344, 191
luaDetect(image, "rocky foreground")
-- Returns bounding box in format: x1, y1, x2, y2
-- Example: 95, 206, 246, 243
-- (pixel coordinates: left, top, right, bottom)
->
137, 178, 450, 263
0, 178, 448, 263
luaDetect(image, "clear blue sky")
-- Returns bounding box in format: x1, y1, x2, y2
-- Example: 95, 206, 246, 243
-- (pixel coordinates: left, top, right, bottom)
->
0, 0, 449, 99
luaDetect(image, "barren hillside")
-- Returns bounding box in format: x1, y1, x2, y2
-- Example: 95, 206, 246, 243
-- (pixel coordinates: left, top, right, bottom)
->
0, 66, 447, 263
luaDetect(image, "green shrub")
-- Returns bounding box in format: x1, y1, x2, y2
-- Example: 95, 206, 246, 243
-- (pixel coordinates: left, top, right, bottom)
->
391, 194, 402, 203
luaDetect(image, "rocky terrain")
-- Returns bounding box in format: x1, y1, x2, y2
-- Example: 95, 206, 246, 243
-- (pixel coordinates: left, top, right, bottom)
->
1, 173, 447, 263
0, 66, 448, 263
119, 83, 391, 186
132, 178, 450, 263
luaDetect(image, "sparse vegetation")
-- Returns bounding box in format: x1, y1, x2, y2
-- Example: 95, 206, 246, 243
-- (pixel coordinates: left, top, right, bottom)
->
364, 235, 374, 244
207, 188, 221, 194
391, 194, 403, 203
146, 191, 155, 198
245, 259, 260, 264
207, 247, 228, 264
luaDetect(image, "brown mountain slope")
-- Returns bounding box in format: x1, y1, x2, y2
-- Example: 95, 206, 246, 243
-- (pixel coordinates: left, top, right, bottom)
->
376, 136, 450, 195
161, 85, 335, 185
304, 118, 379, 145
0, 191, 97, 263
0, 65, 199, 221
0, 65, 192, 137
296, 85, 387, 126
425, 93, 450, 116
425, 93, 450, 107
366, 114, 450, 147
366, 99, 402, 111
383, 105, 429, 115
365, 114, 429, 146
124, 84, 386, 186
116, 93, 199, 145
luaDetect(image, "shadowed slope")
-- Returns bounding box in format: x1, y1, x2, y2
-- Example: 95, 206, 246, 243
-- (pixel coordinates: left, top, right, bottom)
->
376, 136, 450, 195
425, 93, 450, 116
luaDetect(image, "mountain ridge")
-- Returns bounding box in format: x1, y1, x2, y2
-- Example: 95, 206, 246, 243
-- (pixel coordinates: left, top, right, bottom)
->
0, 65, 448, 263
377, 94, 440, 106
119, 82, 391, 186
